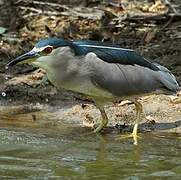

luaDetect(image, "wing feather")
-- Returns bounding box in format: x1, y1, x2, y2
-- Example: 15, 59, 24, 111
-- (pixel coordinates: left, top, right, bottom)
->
71, 40, 159, 71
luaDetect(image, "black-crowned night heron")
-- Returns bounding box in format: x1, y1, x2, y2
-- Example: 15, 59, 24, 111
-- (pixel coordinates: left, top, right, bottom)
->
7, 38, 179, 145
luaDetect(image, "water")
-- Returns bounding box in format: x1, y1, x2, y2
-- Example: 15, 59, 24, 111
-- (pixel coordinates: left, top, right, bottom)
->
0, 122, 180, 179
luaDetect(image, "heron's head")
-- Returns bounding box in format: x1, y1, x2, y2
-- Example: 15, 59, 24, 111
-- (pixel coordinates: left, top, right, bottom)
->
6, 38, 71, 68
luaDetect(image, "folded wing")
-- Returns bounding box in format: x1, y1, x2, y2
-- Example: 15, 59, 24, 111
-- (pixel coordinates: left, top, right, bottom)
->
72, 40, 159, 71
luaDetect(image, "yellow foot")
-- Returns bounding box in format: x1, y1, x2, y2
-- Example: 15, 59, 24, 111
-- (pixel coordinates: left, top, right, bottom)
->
93, 125, 104, 133
116, 133, 141, 145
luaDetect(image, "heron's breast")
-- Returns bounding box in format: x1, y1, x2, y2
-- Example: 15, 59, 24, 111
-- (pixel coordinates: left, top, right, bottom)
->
47, 71, 114, 99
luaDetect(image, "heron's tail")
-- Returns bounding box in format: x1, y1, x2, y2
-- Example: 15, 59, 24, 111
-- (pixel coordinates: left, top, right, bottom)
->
153, 63, 179, 93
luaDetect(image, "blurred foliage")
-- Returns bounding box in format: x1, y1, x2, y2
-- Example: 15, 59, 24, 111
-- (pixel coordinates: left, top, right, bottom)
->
0, 0, 180, 71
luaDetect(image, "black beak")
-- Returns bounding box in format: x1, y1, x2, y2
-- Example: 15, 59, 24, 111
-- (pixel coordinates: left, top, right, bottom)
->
6, 50, 39, 67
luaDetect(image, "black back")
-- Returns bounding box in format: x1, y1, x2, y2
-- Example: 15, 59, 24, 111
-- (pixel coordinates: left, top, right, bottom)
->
71, 40, 159, 71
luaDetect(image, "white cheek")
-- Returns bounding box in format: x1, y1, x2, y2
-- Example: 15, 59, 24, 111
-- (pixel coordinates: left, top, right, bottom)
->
32, 46, 52, 53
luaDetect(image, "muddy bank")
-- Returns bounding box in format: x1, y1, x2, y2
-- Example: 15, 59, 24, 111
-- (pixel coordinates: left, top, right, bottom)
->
0, 79, 181, 133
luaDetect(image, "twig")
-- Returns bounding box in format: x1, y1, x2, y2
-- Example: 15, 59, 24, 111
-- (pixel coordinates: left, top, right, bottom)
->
19, 4, 104, 20
160, 0, 180, 29
126, 13, 181, 23
20, 6, 62, 16
32, 0, 70, 11
163, 0, 178, 14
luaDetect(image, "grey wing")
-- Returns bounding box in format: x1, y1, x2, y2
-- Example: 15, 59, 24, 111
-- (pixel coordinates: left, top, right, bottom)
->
85, 53, 170, 97
153, 63, 179, 92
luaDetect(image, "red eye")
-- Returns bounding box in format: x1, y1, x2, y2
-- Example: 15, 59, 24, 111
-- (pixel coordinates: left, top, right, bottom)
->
43, 47, 53, 54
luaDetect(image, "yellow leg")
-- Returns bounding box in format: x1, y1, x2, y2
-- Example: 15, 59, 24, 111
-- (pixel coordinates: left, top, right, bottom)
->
117, 100, 143, 145
93, 105, 109, 133
132, 100, 142, 145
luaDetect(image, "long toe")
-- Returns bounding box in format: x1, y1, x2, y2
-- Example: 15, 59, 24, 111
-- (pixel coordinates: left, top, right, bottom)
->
116, 133, 141, 145
93, 124, 104, 133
